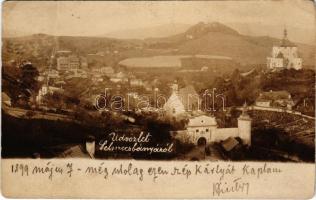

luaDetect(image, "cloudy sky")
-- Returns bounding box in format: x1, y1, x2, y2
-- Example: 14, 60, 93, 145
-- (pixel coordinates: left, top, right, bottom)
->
2, 1, 315, 43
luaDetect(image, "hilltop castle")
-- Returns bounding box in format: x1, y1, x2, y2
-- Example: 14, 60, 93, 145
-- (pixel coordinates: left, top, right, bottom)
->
267, 29, 302, 70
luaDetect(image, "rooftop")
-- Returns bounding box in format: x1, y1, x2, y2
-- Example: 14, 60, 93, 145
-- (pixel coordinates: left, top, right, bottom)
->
257, 90, 291, 101
178, 85, 200, 110
2, 92, 11, 102
187, 114, 217, 127
221, 137, 240, 151
58, 145, 90, 158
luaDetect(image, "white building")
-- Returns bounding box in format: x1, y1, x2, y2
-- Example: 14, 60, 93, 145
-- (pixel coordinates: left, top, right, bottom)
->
57, 55, 81, 71
173, 104, 252, 146
68, 55, 80, 70
91, 66, 114, 76
80, 57, 88, 69
163, 83, 200, 119
65, 69, 88, 79
43, 69, 60, 79
57, 56, 69, 71
36, 85, 64, 104
109, 72, 128, 83
130, 78, 144, 87
267, 29, 302, 70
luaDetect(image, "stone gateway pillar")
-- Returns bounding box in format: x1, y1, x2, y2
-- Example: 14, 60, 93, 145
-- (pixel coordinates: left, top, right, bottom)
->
238, 103, 252, 146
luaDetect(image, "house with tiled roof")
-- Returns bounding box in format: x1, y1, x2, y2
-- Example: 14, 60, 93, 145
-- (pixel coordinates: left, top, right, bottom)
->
221, 137, 240, 152
58, 145, 91, 158
255, 90, 294, 109
58, 136, 95, 158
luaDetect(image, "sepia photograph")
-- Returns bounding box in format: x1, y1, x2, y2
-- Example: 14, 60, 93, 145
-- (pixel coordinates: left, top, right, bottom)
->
1, 0, 315, 198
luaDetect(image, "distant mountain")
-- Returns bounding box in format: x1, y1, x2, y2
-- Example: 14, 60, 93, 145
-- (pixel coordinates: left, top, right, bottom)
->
2, 27, 34, 38
146, 22, 239, 42
104, 23, 190, 39
227, 22, 315, 45
144, 22, 315, 66
3, 22, 315, 68
2, 33, 144, 71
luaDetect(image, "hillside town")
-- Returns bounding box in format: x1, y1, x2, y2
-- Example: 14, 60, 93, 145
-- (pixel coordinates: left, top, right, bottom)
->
2, 25, 315, 162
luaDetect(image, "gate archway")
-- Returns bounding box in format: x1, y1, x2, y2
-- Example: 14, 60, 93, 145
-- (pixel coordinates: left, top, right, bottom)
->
197, 137, 207, 146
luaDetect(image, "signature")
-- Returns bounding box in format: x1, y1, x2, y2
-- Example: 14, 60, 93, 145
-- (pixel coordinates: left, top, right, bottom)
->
213, 177, 250, 196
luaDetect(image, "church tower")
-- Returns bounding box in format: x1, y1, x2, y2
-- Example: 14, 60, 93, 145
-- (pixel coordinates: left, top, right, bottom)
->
267, 28, 302, 70
171, 80, 178, 94
238, 102, 252, 146
280, 28, 291, 47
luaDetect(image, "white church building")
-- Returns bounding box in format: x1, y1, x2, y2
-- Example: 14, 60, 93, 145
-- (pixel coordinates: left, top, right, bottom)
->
267, 29, 302, 70
172, 104, 252, 146
163, 83, 200, 119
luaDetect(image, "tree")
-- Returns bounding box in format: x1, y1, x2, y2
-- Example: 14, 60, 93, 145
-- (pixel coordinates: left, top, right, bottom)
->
2, 63, 39, 106
20, 63, 40, 102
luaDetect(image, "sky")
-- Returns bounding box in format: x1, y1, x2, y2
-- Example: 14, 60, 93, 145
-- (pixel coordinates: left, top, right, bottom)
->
2, 1, 315, 43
